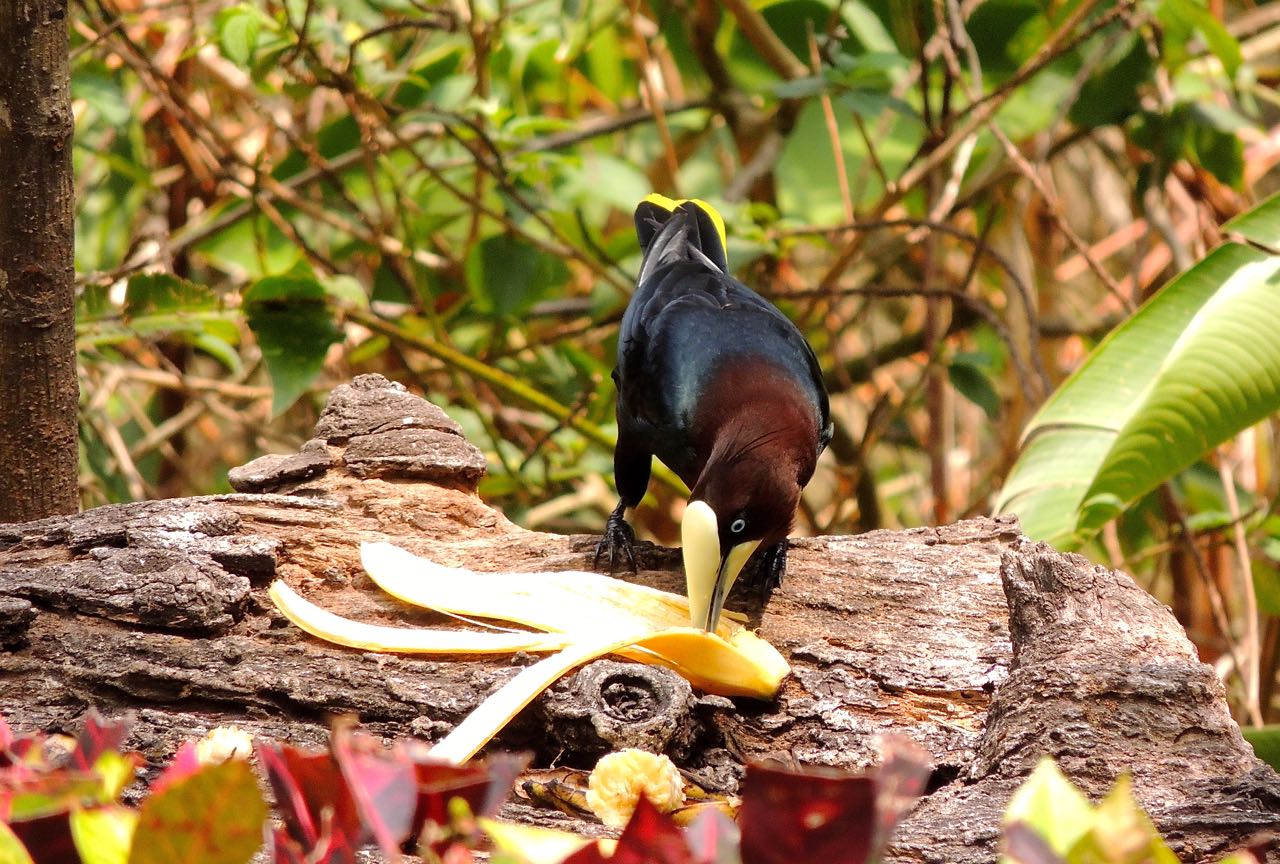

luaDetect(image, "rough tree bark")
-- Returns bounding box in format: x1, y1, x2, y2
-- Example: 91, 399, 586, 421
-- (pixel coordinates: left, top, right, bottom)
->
1, 375, 1277, 862
0, 0, 80, 522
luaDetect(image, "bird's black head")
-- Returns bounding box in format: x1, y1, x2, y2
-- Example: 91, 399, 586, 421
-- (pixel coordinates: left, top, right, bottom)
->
682, 424, 813, 632
681, 357, 824, 631
692, 447, 801, 552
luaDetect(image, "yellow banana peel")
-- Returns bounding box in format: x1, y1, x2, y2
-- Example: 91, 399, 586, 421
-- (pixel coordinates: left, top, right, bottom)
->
268, 541, 790, 763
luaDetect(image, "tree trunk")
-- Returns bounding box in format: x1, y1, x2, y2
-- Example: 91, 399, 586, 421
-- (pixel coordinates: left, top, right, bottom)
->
1, 375, 1277, 861
0, 0, 80, 522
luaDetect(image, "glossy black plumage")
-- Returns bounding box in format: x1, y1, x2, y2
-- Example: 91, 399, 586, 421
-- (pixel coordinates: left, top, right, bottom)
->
596, 199, 832, 590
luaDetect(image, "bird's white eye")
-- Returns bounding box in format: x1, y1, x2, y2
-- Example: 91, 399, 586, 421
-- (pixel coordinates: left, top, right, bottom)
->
730, 517, 747, 534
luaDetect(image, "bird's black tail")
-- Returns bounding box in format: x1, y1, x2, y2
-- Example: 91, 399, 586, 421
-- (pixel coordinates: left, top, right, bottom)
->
634, 195, 728, 285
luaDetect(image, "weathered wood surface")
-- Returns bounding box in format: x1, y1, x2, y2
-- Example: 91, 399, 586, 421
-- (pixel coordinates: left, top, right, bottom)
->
1, 374, 1276, 861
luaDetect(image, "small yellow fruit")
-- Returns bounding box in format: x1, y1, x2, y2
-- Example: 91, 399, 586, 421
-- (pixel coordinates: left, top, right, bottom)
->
586, 749, 685, 828
195, 725, 253, 765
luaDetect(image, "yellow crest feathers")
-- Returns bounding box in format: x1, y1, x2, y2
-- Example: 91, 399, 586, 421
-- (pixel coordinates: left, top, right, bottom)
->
640, 193, 728, 258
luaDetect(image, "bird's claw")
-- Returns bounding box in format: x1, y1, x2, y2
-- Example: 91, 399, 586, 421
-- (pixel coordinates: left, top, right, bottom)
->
593, 511, 638, 573
740, 540, 787, 601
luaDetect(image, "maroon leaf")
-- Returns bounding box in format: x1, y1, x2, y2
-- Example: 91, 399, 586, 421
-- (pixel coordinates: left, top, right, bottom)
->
271, 827, 310, 864
560, 840, 612, 864
400, 742, 528, 840
685, 806, 741, 864
256, 742, 361, 863
872, 735, 933, 852
270, 823, 359, 864
439, 841, 475, 864
70, 711, 131, 772
561, 797, 695, 864
331, 728, 417, 857
1003, 823, 1066, 864
9, 811, 77, 864
609, 796, 696, 864
8, 738, 40, 766
150, 741, 201, 795
739, 764, 876, 864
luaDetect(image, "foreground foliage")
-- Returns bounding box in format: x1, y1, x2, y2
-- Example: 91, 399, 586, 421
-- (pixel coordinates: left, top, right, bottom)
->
1, 712, 1270, 864
1002, 760, 1267, 864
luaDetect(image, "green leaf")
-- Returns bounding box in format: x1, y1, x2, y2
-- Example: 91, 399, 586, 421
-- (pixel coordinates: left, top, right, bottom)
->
93, 751, 140, 802
215, 4, 264, 67
1077, 775, 1179, 864
9, 777, 109, 820
1069, 35, 1153, 129
840, 88, 916, 120
1183, 509, 1231, 533
1157, 0, 1242, 77
72, 69, 131, 126
949, 356, 1000, 419
1224, 189, 1280, 248
1190, 120, 1243, 187
1243, 725, 1280, 772
127, 759, 266, 864
465, 234, 569, 318
124, 274, 219, 316
773, 76, 827, 100
997, 194, 1280, 546
114, 274, 243, 371
244, 274, 343, 416
481, 818, 592, 863
73, 807, 138, 864
1169, 0, 1241, 77
841, 1, 897, 54
1253, 562, 1280, 618
1003, 759, 1094, 854
0, 822, 34, 864
321, 273, 369, 308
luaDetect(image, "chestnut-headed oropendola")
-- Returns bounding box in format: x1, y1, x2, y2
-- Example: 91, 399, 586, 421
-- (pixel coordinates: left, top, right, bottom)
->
594, 195, 832, 631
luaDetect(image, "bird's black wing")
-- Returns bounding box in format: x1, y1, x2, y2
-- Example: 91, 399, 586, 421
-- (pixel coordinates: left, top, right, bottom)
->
619, 267, 829, 475
616, 201, 831, 478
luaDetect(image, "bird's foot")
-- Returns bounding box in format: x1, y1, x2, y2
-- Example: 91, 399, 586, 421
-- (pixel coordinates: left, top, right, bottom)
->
739, 540, 788, 601
593, 505, 638, 573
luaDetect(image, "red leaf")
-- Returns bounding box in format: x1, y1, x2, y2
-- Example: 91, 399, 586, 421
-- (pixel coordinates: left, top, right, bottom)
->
872, 735, 933, 852
9, 811, 77, 864
0, 715, 13, 752
1003, 823, 1066, 864
271, 824, 357, 864
331, 728, 417, 857
400, 742, 527, 839
150, 741, 201, 795
609, 796, 696, 864
439, 841, 475, 864
70, 711, 130, 772
739, 764, 876, 864
685, 806, 740, 864
560, 797, 695, 864
560, 841, 612, 864
256, 743, 361, 862
8, 738, 40, 765
271, 827, 310, 864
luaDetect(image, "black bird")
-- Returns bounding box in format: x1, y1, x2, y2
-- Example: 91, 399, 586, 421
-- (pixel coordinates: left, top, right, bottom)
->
594, 195, 832, 631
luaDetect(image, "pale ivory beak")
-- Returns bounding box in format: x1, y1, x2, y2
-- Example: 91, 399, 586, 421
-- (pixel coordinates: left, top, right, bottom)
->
681, 500, 761, 631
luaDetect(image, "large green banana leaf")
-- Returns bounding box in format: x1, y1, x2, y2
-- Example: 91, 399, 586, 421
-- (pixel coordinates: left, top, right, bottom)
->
994, 192, 1280, 548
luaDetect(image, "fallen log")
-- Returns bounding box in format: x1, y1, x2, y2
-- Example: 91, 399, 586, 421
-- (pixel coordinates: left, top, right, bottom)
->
1, 374, 1276, 860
